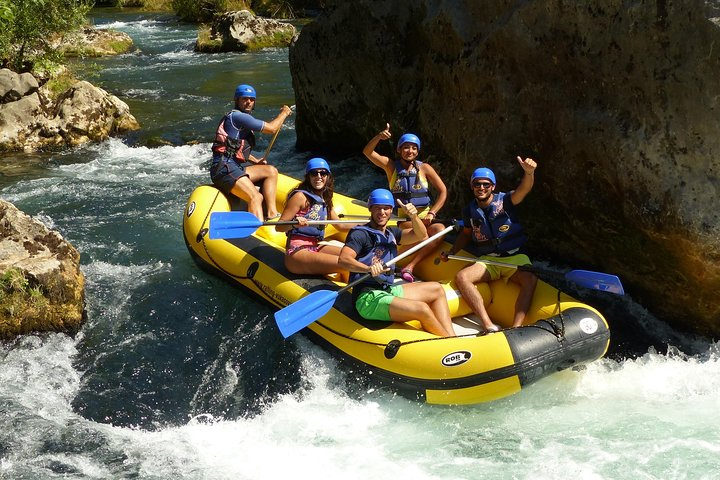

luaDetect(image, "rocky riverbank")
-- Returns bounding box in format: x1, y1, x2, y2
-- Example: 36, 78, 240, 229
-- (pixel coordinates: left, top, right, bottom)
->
0, 200, 85, 340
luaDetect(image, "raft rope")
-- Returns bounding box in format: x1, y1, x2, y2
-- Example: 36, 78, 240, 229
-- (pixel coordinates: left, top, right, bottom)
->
521, 289, 566, 342
196, 190, 256, 281
314, 319, 501, 359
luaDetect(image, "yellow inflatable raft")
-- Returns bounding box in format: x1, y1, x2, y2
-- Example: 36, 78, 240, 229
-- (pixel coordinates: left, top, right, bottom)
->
183, 174, 610, 405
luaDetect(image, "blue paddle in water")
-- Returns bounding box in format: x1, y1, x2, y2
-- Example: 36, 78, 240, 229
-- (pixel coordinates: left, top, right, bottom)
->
208, 211, 363, 239
274, 223, 458, 338
444, 254, 625, 295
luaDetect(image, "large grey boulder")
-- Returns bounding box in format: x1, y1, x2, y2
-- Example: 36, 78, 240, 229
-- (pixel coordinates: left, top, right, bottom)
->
290, 0, 720, 335
0, 200, 85, 340
53, 27, 135, 57
0, 69, 39, 103
0, 69, 140, 152
195, 10, 296, 53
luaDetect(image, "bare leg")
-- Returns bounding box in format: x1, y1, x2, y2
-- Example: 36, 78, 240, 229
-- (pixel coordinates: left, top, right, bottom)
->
403, 223, 445, 272
401, 281, 455, 336
387, 295, 451, 337
230, 175, 264, 220
508, 270, 537, 327
455, 263, 498, 331
284, 245, 344, 276
246, 164, 278, 218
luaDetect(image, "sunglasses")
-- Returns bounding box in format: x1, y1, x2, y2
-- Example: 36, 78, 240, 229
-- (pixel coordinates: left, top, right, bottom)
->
472, 181, 493, 189
309, 169, 329, 178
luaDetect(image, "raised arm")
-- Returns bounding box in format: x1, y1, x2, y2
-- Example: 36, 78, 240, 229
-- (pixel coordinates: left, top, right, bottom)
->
510, 156, 537, 205
261, 105, 293, 135
362, 123, 394, 177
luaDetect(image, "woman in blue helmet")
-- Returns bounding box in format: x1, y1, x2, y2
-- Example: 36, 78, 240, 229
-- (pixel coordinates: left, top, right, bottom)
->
362, 124, 448, 282
211, 84, 292, 221
275, 158, 357, 277
338, 188, 456, 337
441, 157, 538, 331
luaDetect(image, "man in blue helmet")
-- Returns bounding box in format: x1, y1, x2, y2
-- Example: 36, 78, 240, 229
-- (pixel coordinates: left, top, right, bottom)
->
338, 189, 456, 337
211, 83, 292, 221
362, 124, 448, 283
441, 157, 538, 331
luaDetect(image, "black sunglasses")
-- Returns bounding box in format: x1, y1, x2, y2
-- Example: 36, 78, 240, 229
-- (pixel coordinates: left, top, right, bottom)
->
472, 181, 493, 189
309, 169, 329, 178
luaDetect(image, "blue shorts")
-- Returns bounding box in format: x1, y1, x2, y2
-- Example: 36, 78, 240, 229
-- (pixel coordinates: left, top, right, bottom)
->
211, 157, 249, 194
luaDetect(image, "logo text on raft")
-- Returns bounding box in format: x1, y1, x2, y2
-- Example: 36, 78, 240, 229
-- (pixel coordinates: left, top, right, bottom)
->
442, 351, 472, 366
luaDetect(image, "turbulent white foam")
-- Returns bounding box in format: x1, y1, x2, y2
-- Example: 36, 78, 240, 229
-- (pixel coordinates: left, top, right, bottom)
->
58, 139, 209, 184
2, 331, 720, 479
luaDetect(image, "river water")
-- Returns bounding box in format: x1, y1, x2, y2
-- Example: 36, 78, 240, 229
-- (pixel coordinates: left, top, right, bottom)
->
1, 9, 719, 480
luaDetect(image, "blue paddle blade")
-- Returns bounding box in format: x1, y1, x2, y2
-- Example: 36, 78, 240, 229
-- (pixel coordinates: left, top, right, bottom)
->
275, 289, 340, 338
208, 211, 262, 239
565, 270, 625, 295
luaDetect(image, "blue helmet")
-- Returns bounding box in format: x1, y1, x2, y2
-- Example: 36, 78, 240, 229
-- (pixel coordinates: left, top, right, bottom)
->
397, 133, 421, 151
234, 84, 256, 99
367, 188, 395, 208
471, 167, 496, 184
305, 157, 331, 174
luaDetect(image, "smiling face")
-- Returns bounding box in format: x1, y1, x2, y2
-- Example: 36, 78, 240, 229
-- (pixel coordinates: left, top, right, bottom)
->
398, 142, 419, 163
471, 178, 495, 202
369, 204, 393, 228
307, 169, 330, 191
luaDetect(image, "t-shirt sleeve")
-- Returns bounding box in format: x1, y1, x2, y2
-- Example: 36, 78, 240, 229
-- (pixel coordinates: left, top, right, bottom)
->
503, 192, 517, 215
461, 205, 471, 229
390, 226, 403, 245
344, 228, 371, 256
230, 111, 265, 132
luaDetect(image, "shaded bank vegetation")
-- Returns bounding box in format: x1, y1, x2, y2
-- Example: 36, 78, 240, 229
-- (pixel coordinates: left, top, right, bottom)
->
94, 0, 325, 20
0, 0, 92, 73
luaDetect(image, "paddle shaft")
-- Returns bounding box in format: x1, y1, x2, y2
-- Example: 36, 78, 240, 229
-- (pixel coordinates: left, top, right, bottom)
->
271, 219, 365, 227
301, 222, 456, 300
262, 128, 280, 161
260, 105, 294, 161
447, 254, 524, 270
338, 213, 454, 224
274, 223, 457, 337
345, 223, 457, 288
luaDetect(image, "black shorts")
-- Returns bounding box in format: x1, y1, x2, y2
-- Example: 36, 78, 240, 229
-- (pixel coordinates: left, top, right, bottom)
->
211, 157, 249, 194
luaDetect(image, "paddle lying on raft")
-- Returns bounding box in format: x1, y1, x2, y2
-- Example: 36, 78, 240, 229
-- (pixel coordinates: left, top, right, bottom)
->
441, 254, 625, 295
274, 223, 458, 338
208, 211, 365, 239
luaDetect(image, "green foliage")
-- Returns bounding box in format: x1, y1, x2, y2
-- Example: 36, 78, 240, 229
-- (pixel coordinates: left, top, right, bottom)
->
0, 0, 92, 73
1, 268, 29, 293
172, 0, 249, 22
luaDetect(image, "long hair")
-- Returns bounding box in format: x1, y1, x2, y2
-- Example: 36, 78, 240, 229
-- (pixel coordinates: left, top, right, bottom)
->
288, 172, 335, 211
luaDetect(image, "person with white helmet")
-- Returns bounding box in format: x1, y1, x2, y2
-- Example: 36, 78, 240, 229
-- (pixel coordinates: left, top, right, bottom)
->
338, 189, 456, 337
275, 158, 357, 277
210, 83, 292, 221
441, 157, 538, 331
362, 124, 448, 282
